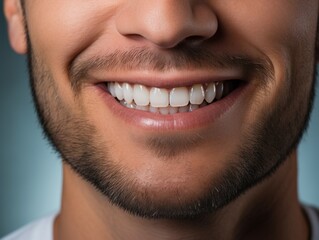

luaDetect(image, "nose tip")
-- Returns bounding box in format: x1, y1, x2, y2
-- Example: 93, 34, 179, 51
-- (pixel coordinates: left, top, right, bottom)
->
115, 1, 218, 48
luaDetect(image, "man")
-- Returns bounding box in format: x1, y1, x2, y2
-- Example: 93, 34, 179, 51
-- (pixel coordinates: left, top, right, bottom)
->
3, 0, 319, 239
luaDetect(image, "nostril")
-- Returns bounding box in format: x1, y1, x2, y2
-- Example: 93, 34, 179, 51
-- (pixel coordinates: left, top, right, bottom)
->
186, 36, 207, 42
188, 36, 206, 43
182, 35, 210, 47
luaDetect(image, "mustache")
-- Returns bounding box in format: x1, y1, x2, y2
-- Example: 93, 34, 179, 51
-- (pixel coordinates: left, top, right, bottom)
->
69, 46, 274, 91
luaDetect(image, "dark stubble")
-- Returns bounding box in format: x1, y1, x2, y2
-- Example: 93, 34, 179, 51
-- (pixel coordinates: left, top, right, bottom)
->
26, 33, 317, 219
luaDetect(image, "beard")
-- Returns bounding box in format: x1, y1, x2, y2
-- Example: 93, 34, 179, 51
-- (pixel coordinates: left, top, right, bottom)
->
26, 35, 317, 219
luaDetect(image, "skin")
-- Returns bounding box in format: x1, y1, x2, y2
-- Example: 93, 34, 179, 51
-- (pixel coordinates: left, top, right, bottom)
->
4, 0, 319, 239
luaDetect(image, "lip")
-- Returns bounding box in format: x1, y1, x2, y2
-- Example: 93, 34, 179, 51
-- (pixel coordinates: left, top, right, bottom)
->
94, 75, 248, 132
89, 68, 246, 89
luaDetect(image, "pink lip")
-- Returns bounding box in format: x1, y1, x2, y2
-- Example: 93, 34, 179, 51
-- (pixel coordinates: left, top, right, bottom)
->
95, 81, 248, 132
89, 69, 245, 88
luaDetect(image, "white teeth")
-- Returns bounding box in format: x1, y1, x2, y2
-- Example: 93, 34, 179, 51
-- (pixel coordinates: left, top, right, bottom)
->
170, 87, 189, 107
107, 81, 228, 114
169, 107, 178, 114
178, 106, 189, 113
189, 84, 205, 105
150, 87, 169, 107
108, 82, 116, 97
133, 84, 150, 106
149, 106, 158, 113
123, 83, 133, 104
205, 83, 216, 103
120, 100, 134, 109
215, 82, 224, 100
136, 105, 148, 111
159, 107, 170, 115
189, 104, 199, 112
114, 83, 124, 101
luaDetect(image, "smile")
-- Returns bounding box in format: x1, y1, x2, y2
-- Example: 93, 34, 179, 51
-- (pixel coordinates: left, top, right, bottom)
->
106, 81, 241, 114
95, 71, 248, 130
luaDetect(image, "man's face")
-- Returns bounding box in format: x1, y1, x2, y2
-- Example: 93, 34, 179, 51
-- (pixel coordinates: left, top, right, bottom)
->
13, 0, 318, 218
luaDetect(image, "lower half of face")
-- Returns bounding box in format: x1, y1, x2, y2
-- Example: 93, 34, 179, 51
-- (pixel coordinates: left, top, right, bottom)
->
26, 1, 317, 219
29, 46, 316, 219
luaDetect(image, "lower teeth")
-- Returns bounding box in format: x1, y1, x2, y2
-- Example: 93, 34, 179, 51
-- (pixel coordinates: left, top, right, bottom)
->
119, 100, 209, 114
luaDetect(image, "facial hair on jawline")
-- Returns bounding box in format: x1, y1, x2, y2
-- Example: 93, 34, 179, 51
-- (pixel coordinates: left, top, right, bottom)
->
25, 26, 317, 219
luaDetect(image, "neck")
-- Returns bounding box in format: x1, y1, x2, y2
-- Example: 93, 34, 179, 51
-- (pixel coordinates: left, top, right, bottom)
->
54, 151, 309, 240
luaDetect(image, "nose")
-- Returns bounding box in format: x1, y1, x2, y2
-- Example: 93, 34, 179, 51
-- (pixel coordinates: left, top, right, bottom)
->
115, 1, 218, 48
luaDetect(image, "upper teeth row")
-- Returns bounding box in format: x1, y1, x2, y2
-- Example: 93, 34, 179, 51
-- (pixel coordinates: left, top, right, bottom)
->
107, 82, 224, 108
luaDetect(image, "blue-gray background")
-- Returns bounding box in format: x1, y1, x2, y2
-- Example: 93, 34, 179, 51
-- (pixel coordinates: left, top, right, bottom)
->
1, 3, 319, 238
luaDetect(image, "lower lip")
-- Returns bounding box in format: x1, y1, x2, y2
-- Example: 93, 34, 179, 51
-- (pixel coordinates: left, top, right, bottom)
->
96, 82, 248, 132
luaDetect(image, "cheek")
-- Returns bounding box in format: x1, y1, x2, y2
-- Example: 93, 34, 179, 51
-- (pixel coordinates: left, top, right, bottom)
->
226, 1, 316, 93
217, 0, 318, 54
25, 1, 121, 109
26, 1, 118, 72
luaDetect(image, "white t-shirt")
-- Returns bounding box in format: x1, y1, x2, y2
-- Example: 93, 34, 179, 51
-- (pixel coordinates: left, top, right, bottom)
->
2, 206, 319, 240
1, 214, 56, 240
305, 206, 319, 240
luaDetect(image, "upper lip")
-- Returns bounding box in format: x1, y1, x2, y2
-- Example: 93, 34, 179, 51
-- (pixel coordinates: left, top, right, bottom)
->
90, 69, 245, 89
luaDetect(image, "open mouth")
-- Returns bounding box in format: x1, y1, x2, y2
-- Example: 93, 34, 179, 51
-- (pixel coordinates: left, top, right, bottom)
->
103, 80, 243, 115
